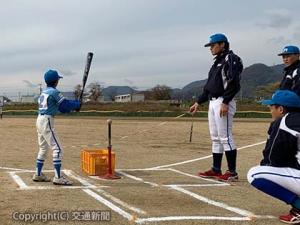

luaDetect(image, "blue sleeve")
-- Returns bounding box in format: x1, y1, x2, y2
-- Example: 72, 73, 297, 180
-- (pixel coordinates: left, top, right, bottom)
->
52, 89, 65, 104
58, 99, 81, 113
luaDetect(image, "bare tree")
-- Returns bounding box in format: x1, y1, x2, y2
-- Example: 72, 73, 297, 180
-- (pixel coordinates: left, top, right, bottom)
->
88, 82, 102, 102
149, 85, 172, 100
74, 84, 82, 100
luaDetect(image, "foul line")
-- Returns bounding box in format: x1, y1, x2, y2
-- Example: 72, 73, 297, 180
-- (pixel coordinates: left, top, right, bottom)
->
147, 141, 266, 170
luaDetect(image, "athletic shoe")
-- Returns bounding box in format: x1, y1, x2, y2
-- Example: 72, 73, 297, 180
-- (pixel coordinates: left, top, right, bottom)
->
279, 207, 300, 224
198, 169, 222, 178
53, 176, 73, 186
32, 173, 51, 182
217, 170, 238, 182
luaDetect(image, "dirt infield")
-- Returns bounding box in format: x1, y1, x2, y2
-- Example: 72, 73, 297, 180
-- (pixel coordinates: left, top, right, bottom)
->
0, 117, 288, 225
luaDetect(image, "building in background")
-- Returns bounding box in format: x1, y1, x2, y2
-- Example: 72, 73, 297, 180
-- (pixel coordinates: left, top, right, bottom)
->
114, 93, 145, 103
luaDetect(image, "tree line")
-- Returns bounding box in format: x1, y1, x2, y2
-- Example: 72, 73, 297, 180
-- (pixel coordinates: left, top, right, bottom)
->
74, 83, 173, 102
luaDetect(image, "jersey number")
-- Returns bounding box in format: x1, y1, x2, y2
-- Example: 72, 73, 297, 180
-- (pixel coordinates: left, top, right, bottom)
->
38, 93, 49, 110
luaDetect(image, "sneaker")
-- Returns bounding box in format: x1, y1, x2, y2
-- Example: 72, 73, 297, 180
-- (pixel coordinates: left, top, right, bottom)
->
198, 169, 222, 178
32, 173, 50, 182
53, 176, 73, 186
218, 170, 238, 182
279, 207, 300, 224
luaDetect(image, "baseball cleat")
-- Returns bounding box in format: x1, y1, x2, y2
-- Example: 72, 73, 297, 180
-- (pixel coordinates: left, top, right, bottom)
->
217, 170, 238, 182
32, 173, 51, 182
279, 207, 300, 224
198, 169, 222, 178
53, 176, 73, 186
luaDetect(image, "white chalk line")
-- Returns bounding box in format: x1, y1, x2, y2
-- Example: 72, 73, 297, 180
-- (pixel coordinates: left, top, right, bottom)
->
69, 171, 146, 218
164, 184, 228, 187
116, 168, 273, 221
147, 140, 267, 170
135, 216, 251, 224
169, 185, 254, 217
3, 140, 274, 223
117, 171, 159, 187
83, 189, 134, 221
167, 168, 228, 185
95, 188, 147, 215
8, 172, 29, 189
0, 166, 32, 172
6, 167, 144, 218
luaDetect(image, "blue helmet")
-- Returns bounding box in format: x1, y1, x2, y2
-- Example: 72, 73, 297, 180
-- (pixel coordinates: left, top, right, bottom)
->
44, 70, 63, 84
278, 45, 300, 56
261, 90, 300, 108
204, 33, 228, 47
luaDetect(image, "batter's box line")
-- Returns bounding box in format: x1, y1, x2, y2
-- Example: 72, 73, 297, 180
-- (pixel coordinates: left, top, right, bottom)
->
8, 170, 109, 190
112, 170, 275, 223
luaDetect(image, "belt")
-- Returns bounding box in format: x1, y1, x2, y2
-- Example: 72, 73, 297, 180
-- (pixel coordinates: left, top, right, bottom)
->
209, 96, 220, 100
39, 114, 53, 117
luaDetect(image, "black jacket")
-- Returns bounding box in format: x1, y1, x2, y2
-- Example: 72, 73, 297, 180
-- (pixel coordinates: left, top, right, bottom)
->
260, 113, 300, 170
197, 50, 243, 105
280, 60, 300, 96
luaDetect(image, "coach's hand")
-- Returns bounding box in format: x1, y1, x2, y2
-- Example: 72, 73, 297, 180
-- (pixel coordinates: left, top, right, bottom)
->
220, 103, 229, 117
190, 102, 199, 115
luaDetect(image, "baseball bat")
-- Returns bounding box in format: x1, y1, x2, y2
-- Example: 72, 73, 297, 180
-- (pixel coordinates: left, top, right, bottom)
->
78, 52, 94, 109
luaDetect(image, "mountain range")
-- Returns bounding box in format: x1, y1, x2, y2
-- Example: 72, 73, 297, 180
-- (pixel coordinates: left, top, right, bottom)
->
101, 63, 285, 100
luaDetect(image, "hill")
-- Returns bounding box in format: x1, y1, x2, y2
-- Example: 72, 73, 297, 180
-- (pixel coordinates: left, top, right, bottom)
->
100, 63, 285, 100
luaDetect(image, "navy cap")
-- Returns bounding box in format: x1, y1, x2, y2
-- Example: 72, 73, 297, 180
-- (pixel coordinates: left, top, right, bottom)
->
278, 45, 300, 56
262, 90, 300, 108
44, 70, 63, 84
204, 33, 228, 47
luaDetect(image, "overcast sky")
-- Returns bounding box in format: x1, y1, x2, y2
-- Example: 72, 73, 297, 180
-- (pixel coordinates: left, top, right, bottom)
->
1, 0, 300, 96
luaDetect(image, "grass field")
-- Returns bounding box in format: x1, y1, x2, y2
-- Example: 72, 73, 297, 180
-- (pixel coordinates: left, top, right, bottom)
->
0, 116, 288, 225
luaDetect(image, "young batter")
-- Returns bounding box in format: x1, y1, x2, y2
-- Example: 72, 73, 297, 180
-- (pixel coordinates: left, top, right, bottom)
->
247, 90, 300, 224
33, 70, 81, 185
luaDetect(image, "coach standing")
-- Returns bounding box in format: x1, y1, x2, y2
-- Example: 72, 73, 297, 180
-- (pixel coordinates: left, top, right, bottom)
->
190, 33, 243, 181
278, 45, 300, 95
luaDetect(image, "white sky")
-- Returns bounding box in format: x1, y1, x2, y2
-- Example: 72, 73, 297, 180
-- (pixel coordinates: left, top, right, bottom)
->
0, 0, 299, 96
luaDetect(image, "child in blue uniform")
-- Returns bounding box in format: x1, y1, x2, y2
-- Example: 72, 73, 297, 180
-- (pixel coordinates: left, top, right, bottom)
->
33, 70, 81, 185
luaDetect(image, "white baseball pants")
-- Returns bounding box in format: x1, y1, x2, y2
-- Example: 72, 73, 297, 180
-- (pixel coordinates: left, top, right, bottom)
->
36, 115, 63, 161
208, 97, 236, 153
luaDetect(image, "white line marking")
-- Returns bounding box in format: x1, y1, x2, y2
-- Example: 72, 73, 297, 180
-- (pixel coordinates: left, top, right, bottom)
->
135, 216, 251, 224
63, 171, 145, 216
8, 172, 29, 190
169, 186, 254, 217
164, 184, 228, 187
95, 188, 147, 215
83, 189, 134, 221
148, 141, 266, 169
117, 171, 159, 187
167, 168, 228, 185
17, 185, 101, 190
174, 113, 186, 119
0, 167, 31, 172
158, 122, 167, 126
64, 170, 97, 188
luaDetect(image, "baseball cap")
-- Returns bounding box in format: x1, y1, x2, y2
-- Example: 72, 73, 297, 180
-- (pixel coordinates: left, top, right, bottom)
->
204, 33, 228, 47
278, 45, 300, 56
261, 90, 300, 108
44, 70, 63, 84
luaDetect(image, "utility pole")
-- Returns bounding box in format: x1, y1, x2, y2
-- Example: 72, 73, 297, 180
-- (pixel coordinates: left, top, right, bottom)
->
39, 83, 42, 95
